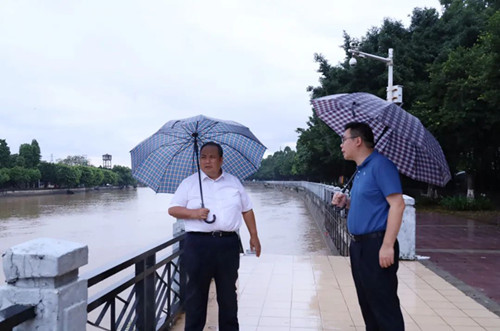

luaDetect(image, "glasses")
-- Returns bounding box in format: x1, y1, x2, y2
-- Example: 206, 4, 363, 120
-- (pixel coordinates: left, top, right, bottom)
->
341, 136, 359, 143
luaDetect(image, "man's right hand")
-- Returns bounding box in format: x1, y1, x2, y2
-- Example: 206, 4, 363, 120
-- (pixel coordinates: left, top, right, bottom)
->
192, 208, 210, 220
331, 192, 347, 208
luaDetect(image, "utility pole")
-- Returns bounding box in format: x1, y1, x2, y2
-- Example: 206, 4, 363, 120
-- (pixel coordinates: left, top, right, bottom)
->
347, 42, 403, 103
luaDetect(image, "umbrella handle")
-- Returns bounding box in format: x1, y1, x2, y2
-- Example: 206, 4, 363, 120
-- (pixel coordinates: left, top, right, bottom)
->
204, 215, 216, 224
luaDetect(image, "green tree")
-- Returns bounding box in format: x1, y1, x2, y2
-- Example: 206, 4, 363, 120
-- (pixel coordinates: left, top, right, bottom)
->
112, 165, 136, 187
38, 161, 58, 187
0, 168, 10, 187
8, 166, 30, 188
417, 10, 500, 195
30, 139, 41, 168
93, 167, 105, 186
18, 140, 41, 168
295, 113, 350, 183
101, 169, 118, 186
55, 164, 81, 188
58, 155, 90, 166
251, 147, 298, 180
77, 166, 98, 187
301, 0, 499, 194
0, 139, 11, 168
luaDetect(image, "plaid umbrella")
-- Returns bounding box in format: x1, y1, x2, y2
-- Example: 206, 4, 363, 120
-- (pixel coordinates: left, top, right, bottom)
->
311, 92, 451, 187
130, 114, 266, 195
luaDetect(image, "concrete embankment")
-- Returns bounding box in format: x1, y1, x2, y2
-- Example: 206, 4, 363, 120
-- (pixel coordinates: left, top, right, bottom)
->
0, 186, 127, 198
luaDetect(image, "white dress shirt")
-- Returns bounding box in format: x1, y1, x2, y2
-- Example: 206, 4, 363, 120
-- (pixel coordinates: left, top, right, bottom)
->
169, 170, 253, 232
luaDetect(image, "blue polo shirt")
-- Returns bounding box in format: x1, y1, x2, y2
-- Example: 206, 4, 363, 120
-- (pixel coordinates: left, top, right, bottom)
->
347, 150, 402, 235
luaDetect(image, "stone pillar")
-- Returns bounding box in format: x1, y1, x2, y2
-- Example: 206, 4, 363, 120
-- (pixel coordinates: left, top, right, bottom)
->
398, 195, 416, 260
0, 238, 88, 330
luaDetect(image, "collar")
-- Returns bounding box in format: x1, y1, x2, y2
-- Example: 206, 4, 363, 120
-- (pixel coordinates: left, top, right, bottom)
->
357, 150, 378, 170
200, 169, 225, 182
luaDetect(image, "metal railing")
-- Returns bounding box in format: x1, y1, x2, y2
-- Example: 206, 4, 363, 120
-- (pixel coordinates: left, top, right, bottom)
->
264, 181, 351, 256
83, 233, 186, 331
0, 304, 36, 330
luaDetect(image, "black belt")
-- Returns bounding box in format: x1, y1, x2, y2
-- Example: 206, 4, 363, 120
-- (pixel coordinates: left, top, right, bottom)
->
188, 231, 237, 237
351, 231, 385, 242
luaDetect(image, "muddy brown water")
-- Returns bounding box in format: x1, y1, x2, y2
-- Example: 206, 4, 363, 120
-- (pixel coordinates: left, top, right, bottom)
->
0, 185, 329, 283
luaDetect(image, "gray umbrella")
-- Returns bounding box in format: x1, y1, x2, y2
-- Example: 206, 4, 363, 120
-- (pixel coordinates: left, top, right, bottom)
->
312, 92, 451, 187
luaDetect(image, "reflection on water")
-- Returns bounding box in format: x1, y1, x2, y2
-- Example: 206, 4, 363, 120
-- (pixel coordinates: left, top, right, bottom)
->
0, 185, 329, 284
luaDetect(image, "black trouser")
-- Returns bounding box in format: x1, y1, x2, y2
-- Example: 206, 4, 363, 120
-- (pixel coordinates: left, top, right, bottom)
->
182, 232, 240, 331
349, 235, 405, 331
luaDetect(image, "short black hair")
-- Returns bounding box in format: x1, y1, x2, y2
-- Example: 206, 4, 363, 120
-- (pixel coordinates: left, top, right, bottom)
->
200, 142, 223, 157
344, 122, 375, 148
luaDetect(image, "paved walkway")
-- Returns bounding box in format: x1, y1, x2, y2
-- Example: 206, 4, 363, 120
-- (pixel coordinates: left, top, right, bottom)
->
170, 211, 500, 330
416, 212, 500, 314
171, 255, 500, 330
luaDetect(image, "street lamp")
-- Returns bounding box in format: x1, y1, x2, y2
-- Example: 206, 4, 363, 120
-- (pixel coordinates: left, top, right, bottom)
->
348, 42, 403, 103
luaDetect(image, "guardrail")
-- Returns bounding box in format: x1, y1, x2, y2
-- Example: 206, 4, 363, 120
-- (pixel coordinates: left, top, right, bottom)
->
83, 233, 186, 330
0, 305, 36, 330
263, 181, 415, 259
262, 181, 351, 255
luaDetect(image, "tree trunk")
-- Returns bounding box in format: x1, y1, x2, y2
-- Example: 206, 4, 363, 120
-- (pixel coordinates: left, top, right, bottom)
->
466, 173, 475, 200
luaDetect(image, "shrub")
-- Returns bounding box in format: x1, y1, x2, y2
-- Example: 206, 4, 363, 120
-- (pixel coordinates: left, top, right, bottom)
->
415, 195, 440, 208
440, 196, 493, 211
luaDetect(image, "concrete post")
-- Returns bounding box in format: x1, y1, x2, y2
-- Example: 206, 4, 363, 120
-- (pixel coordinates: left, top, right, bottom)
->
399, 195, 416, 260
0, 238, 88, 330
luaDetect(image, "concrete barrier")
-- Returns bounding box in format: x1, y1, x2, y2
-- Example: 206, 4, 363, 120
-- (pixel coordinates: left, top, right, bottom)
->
0, 238, 88, 330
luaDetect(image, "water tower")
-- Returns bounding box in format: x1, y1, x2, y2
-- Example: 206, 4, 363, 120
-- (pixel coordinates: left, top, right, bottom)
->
102, 154, 112, 169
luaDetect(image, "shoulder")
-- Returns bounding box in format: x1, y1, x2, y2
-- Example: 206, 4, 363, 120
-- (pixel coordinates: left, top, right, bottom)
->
179, 172, 199, 186
223, 172, 239, 181
223, 172, 245, 187
373, 151, 397, 168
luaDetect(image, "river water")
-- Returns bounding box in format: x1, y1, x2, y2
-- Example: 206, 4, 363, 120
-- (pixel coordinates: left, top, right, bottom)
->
0, 184, 329, 283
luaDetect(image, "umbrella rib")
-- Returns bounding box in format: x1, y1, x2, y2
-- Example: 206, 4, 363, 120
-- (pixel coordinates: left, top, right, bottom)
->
197, 122, 220, 140
144, 139, 194, 192
219, 141, 262, 172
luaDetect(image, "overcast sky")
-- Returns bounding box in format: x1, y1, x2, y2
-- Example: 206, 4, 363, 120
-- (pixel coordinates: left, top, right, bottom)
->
0, 0, 442, 168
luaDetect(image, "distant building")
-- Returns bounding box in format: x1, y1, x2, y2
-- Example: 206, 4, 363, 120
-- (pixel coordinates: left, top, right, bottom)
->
102, 154, 112, 169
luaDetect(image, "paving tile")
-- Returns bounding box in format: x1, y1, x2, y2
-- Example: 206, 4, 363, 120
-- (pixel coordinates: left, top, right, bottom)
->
170, 254, 499, 330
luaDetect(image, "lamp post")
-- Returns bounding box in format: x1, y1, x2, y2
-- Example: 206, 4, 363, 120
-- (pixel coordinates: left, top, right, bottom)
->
348, 43, 403, 103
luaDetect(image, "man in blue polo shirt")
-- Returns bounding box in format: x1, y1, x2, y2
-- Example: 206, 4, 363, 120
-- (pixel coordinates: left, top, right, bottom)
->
332, 122, 405, 331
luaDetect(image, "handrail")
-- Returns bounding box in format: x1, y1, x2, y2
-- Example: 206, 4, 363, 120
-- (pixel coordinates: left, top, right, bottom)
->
83, 233, 186, 330
264, 181, 351, 255
86, 249, 182, 311
0, 304, 36, 330
83, 235, 184, 287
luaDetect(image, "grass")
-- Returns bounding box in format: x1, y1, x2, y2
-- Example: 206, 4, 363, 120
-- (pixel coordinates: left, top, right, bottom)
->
413, 193, 500, 226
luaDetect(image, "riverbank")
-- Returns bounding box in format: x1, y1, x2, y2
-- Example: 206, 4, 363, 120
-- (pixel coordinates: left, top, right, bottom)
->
0, 185, 129, 198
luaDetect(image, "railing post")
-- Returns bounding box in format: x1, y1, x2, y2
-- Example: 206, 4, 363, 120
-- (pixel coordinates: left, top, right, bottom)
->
173, 219, 186, 307
399, 195, 416, 260
136, 254, 156, 331
0, 238, 88, 330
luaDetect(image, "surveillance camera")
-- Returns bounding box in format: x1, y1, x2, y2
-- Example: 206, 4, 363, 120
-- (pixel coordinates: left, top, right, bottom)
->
349, 57, 357, 67
349, 41, 359, 49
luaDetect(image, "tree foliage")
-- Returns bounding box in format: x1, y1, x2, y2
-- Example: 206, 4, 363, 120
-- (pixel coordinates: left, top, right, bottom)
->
57, 155, 90, 166
0, 139, 11, 168
253, 0, 499, 193
0, 139, 135, 190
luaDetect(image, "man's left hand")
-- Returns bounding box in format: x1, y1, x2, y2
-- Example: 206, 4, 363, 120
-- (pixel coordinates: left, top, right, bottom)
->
249, 236, 261, 257
379, 244, 394, 268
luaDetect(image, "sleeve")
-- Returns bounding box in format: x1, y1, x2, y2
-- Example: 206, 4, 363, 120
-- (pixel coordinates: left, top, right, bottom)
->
169, 178, 190, 208
376, 157, 402, 197
236, 178, 253, 212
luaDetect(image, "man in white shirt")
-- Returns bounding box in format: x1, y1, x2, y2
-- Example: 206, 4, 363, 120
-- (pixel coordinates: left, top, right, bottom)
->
169, 142, 261, 331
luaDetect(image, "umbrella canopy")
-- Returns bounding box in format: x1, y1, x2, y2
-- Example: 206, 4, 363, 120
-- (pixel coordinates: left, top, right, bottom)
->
311, 92, 451, 187
130, 114, 266, 193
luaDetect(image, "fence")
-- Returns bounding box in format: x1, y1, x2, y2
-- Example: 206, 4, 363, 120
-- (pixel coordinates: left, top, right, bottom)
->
0, 235, 185, 331
263, 181, 415, 259
84, 234, 185, 330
